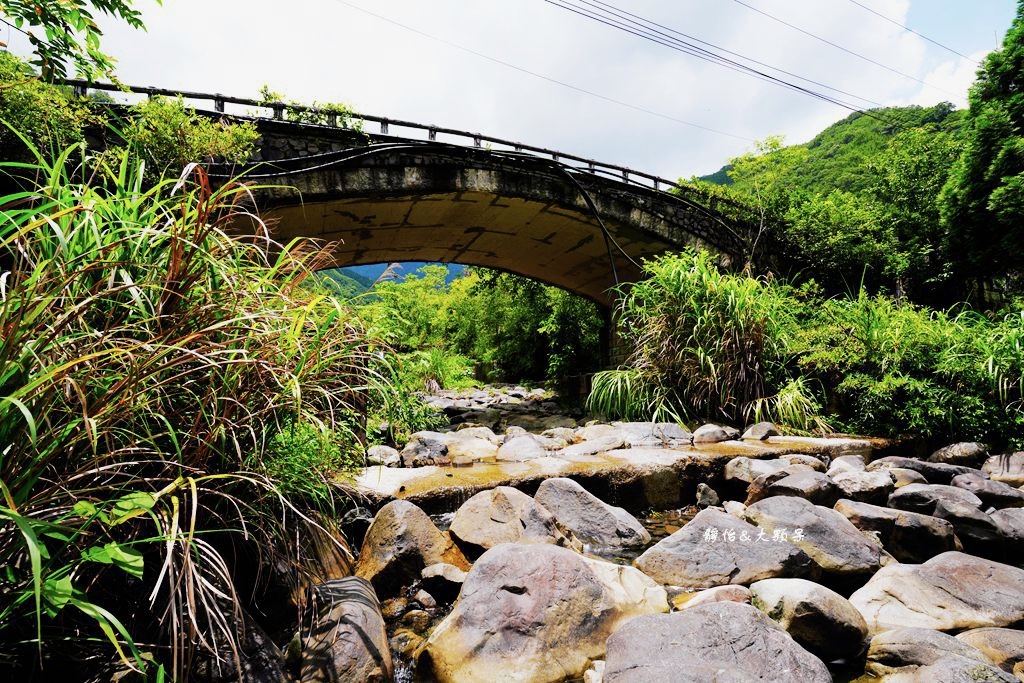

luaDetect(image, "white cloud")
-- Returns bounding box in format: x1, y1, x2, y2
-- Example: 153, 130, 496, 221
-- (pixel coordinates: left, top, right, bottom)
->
2, 0, 1015, 178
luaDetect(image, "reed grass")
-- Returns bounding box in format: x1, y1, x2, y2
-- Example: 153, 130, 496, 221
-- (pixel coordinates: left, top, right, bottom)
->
0, 135, 380, 679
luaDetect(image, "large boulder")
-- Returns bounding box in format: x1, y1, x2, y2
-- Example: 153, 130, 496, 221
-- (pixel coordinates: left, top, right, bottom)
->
749, 577, 868, 661
745, 469, 840, 506
300, 577, 392, 683
446, 435, 499, 463
612, 421, 691, 447
887, 482, 984, 513
956, 627, 1024, 677
831, 470, 895, 505
743, 496, 886, 576
741, 421, 780, 440
951, 471, 1024, 509
724, 456, 804, 484
418, 543, 667, 683
534, 477, 650, 554
560, 433, 626, 459
401, 431, 452, 467
983, 452, 1024, 486
354, 500, 469, 596
603, 602, 831, 683
448, 486, 572, 558
634, 507, 814, 589
827, 454, 867, 477
496, 434, 548, 462
862, 627, 1014, 681
833, 499, 957, 563
867, 455, 976, 484
693, 423, 736, 444
849, 551, 1024, 634
929, 441, 989, 467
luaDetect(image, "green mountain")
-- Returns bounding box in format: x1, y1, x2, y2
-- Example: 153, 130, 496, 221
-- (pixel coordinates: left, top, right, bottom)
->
702, 102, 965, 195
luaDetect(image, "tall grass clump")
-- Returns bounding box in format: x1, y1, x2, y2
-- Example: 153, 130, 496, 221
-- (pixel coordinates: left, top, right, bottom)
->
0, 138, 379, 679
797, 292, 1024, 446
588, 249, 809, 426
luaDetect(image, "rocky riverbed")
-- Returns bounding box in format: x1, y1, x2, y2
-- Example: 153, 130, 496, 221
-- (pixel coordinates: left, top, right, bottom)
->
295, 388, 1024, 682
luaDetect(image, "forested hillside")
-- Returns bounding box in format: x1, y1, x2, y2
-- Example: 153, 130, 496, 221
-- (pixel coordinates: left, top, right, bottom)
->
692, 99, 1010, 308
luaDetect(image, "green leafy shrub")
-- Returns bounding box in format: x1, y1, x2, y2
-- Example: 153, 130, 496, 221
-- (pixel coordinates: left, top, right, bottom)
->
0, 139, 377, 678
259, 85, 363, 130
0, 52, 99, 160
105, 95, 259, 180
589, 249, 799, 425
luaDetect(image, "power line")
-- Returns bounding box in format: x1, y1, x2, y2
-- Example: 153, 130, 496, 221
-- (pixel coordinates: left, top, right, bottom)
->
587, 0, 888, 109
731, 0, 962, 99
843, 0, 978, 63
329, 0, 754, 142
544, 0, 897, 124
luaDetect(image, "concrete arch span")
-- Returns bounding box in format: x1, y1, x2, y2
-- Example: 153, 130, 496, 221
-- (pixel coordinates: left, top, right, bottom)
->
242, 142, 750, 307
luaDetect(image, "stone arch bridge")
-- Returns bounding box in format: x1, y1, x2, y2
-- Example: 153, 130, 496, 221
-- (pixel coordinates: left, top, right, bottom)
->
72, 81, 756, 307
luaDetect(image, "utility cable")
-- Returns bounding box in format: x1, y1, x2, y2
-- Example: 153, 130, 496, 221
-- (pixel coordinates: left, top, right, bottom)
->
545, 0, 897, 125
731, 0, 962, 99
843, 0, 977, 63
546, 0, 885, 114
328, 0, 753, 143
585, 0, 889, 109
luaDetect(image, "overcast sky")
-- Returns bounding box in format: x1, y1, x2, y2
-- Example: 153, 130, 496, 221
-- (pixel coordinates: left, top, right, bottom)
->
3, 0, 1019, 179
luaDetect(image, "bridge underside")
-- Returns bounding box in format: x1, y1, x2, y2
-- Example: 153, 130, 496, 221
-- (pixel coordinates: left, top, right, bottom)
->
233, 140, 747, 307
263, 190, 677, 306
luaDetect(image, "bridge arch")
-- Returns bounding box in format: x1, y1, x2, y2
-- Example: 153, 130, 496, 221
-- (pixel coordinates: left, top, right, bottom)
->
243, 133, 752, 307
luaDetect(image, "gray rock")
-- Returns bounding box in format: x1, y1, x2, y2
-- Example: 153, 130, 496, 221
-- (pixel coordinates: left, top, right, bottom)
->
778, 454, 827, 472
749, 577, 868, 660
676, 584, 752, 610
991, 507, 1024, 544
956, 627, 1024, 677
419, 543, 667, 683
634, 508, 814, 589
743, 496, 886, 576
951, 471, 1024, 508
300, 577, 392, 683
831, 469, 895, 505
929, 441, 989, 467
741, 421, 780, 440
863, 627, 1012, 681
535, 477, 650, 554
603, 602, 831, 683
560, 433, 626, 458
887, 482, 984, 513
420, 563, 468, 605
889, 466, 929, 487
400, 431, 451, 467
696, 482, 720, 508
541, 427, 577, 443
496, 434, 547, 462
725, 456, 803, 484
366, 444, 401, 467
745, 469, 840, 506
693, 423, 734, 444
448, 486, 572, 558
453, 425, 501, 442
982, 452, 1024, 486
612, 421, 692, 447
931, 498, 1003, 555
354, 500, 469, 596
834, 498, 957, 563
446, 435, 499, 462
827, 454, 867, 477
850, 551, 1024, 633
867, 455, 976, 484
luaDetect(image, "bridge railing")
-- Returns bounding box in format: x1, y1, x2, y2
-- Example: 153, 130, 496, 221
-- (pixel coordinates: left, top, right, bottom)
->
61, 78, 701, 196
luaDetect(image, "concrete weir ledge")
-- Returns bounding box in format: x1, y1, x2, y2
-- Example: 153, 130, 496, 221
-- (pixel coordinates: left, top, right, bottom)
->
353, 436, 879, 515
